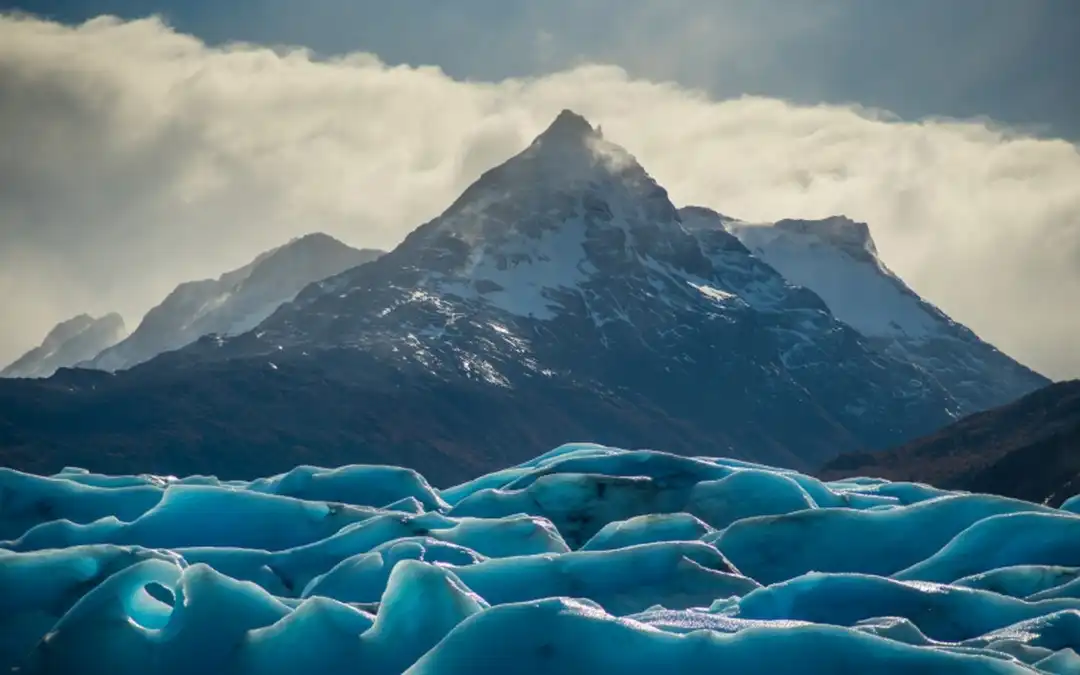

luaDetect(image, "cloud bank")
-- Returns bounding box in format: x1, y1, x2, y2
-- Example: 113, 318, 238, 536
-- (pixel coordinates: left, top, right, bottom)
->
1, 14, 1078, 378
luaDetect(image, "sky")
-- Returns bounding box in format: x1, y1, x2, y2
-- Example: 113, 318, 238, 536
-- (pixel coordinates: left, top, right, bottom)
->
0, 1, 1078, 378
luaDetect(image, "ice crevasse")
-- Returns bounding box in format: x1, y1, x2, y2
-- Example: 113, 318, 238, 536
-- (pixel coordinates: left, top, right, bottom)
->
4, 443, 1080, 673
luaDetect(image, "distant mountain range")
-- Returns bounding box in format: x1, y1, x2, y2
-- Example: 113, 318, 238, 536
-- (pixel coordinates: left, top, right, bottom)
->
1, 313, 127, 379
2, 234, 383, 378
0, 110, 1049, 484
822, 379, 1080, 506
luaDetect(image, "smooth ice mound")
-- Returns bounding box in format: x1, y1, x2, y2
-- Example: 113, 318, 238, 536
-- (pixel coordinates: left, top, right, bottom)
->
4, 444, 1080, 673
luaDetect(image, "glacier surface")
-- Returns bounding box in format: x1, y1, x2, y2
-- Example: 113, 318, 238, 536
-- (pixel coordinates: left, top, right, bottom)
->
4, 443, 1080, 673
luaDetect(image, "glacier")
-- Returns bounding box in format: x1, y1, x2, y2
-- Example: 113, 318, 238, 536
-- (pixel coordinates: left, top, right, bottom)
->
4, 444, 1080, 673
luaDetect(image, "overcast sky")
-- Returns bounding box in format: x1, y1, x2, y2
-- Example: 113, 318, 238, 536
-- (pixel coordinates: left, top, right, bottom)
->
0, 2, 1078, 378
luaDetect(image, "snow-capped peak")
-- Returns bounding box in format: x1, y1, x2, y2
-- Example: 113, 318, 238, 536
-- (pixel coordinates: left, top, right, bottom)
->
519, 109, 643, 184
372, 110, 705, 324
714, 210, 1046, 413
727, 217, 942, 339
431, 111, 664, 246
774, 216, 879, 261
537, 109, 601, 143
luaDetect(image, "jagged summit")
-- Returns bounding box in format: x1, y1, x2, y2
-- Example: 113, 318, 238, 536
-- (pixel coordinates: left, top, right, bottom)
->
393, 108, 673, 278
535, 109, 601, 144
474, 109, 641, 193
679, 209, 878, 262
729, 216, 934, 337
510, 109, 641, 186
774, 216, 878, 260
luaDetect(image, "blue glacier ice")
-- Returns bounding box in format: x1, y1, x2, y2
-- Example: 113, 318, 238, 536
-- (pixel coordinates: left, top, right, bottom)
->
580, 512, 714, 550
404, 597, 1035, 674
4, 442, 1080, 673
0, 468, 164, 540
892, 512, 1080, 583
245, 464, 448, 511
954, 566, 1080, 599
710, 493, 1053, 585
733, 572, 1080, 642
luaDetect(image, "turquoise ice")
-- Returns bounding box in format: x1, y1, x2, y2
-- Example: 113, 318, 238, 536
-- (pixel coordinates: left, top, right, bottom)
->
4, 442, 1080, 673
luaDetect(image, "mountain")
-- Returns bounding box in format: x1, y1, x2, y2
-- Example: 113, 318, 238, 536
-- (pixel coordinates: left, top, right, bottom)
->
210, 111, 987, 462
727, 217, 1049, 413
822, 380, 1080, 506
0, 110, 1034, 484
84, 233, 383, 372
1, 313, 126, 379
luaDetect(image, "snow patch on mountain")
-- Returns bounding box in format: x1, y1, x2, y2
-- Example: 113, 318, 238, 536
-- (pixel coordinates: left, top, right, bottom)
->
687, 281, 737, 304
440, 219, 595, 320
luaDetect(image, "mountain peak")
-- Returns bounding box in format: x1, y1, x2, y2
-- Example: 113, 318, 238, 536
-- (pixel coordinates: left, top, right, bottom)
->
289, 231, 341, 246
515, 109, 628, 176
536, 109, 599, 144
42, 314, 96, 347
271, 232, 355, 260
729, 217, 933, 340
422, 108, 660, 252
774, 216, 878, 259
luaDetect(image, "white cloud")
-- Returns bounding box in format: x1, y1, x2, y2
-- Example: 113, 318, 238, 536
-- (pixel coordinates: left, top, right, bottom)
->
1, 14, 1078, 378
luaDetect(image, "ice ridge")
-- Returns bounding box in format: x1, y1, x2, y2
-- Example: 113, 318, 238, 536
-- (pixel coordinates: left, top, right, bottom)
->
3, 444, 1080, 673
